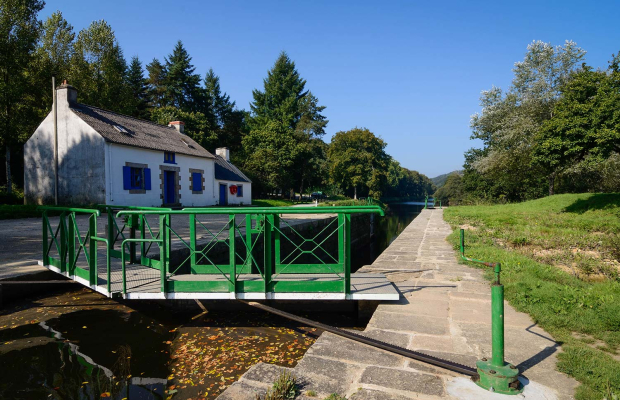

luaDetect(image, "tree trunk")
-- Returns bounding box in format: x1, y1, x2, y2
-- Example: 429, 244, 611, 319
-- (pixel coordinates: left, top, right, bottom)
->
354, 186, 357, 200
548, 172, 556, 196
299, 178, 304, 201
5, 146, 11, 194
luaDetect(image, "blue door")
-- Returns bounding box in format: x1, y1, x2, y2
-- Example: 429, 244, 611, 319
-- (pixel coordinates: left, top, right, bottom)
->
219, 183, 227, 205
165, 171, 176, 204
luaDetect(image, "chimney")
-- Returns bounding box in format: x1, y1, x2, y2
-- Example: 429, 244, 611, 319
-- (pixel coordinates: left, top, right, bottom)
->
216, 147, 230, 161
168, 121, 185, 134
56, 80, 77, 107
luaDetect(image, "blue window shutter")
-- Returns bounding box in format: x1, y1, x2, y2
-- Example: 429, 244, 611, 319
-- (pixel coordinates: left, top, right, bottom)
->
144, 168, 151, 190
123, 166, 131, 190
192, 172, 201, 191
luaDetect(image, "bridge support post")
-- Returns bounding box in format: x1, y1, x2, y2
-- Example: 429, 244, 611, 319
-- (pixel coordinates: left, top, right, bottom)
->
475, 263, 522, 395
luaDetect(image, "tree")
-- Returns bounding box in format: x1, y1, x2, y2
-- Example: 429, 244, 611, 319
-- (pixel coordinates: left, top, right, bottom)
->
0, 0, 44, 194
469, 41, 586, 198
204, 68, 232, 128
249, 52, 308, 131
534, 63, 620, 181
245, 52, 328, 194
434, 173, 464, 205
291, 92, 328, 195
71, 20, 131, 113
384, 159, 435, 200
30, 11, 75, 116
328, 128, 390, 199
150, 106, 208, 147
242, 120, 299, 192
146, 58, 166, 108
163, 40, 202, 112
127, 56, 149, 119
35, 10, 74, 83
203, 68, 246, 156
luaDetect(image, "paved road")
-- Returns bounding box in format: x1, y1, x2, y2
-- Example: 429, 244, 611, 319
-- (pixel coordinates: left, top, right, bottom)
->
220, 209, 577, 399
0, 212, 332, 280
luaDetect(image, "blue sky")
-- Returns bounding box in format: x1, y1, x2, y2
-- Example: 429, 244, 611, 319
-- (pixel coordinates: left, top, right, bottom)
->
41, 1, 620, 178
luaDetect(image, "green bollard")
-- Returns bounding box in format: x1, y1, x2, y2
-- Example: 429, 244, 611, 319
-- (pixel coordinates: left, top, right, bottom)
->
475, 263, 522, 394
424, 195, 428, 209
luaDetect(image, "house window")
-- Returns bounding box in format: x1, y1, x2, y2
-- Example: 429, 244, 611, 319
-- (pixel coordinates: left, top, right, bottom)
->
131, 167, 143, 189
164, 151, 176, 164
123, 164, 151, 192
237, 184, 243, 197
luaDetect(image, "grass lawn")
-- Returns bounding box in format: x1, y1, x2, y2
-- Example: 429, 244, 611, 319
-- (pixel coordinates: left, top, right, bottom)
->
251, 199, 299, 207
443, 193, 620, 399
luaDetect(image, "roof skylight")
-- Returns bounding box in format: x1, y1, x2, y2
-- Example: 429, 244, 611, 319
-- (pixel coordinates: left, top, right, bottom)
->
113, 124, 128, 133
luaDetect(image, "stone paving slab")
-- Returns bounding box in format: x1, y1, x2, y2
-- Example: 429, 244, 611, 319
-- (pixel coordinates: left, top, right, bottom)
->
218, 209, 579, 399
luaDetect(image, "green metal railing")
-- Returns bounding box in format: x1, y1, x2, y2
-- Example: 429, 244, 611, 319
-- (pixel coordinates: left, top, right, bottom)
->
115, 206, 384, 297
40, 205, 384, 298
460, 229, 522, 395
41, 206, 101, 286
96, 205, 172, 266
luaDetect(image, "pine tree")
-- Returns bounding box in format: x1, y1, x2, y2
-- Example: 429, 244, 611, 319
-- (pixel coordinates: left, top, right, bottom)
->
146, 58, 166, 108
250, 51, 308, 130
202, 68, 246, 154
163, 40, 202, 112
127, 56, 149, 119
245, 52, 327, 195
204, 68, 234, 128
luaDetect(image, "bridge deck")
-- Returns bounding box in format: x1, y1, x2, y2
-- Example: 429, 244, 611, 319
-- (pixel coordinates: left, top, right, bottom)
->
40, 261, 400, 301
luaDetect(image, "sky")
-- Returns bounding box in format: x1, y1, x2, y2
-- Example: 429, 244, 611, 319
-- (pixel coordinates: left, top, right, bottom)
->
41, 0, 620, 178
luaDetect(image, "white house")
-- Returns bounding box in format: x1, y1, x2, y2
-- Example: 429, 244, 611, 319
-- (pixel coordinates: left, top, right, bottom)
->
24, 82, 251, 207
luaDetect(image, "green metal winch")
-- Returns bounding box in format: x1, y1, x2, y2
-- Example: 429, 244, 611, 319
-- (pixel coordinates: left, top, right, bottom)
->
461, 229, 523, 395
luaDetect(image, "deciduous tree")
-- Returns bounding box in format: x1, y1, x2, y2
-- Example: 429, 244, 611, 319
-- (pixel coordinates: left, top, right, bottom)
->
328, 128, 390, 199
0, 0, 44, 193
534, 63, 620, 184
469, 41, 586, 198
71, 20, 131, 113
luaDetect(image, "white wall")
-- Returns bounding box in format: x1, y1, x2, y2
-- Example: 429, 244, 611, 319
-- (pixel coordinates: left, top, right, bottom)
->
24, 103, 106, 205
214, 180, 252, 205
106, 143, 216, 207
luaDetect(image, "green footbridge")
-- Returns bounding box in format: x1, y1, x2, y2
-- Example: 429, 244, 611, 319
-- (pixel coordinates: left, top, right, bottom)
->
38, 205, 399, 301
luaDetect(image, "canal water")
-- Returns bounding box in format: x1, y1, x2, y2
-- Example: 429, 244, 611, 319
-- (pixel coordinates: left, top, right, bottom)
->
0, 203, 422, 399
352, 202, 423, 271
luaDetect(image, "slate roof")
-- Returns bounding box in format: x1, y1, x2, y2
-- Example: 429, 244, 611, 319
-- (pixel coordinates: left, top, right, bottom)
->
214, 155, 251, 183
70, 104, 215, 159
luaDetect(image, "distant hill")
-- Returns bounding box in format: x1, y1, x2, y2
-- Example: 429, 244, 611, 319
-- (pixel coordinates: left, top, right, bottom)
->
431, 170, 463, 188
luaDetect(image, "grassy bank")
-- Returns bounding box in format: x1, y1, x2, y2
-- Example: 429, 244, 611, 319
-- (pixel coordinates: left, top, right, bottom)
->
443, 193, 620, 399
318, 198, 386, 209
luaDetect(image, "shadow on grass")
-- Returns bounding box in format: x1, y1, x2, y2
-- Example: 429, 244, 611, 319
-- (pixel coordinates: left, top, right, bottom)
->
563, 193, 620, 214
516, 324, 561, 373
